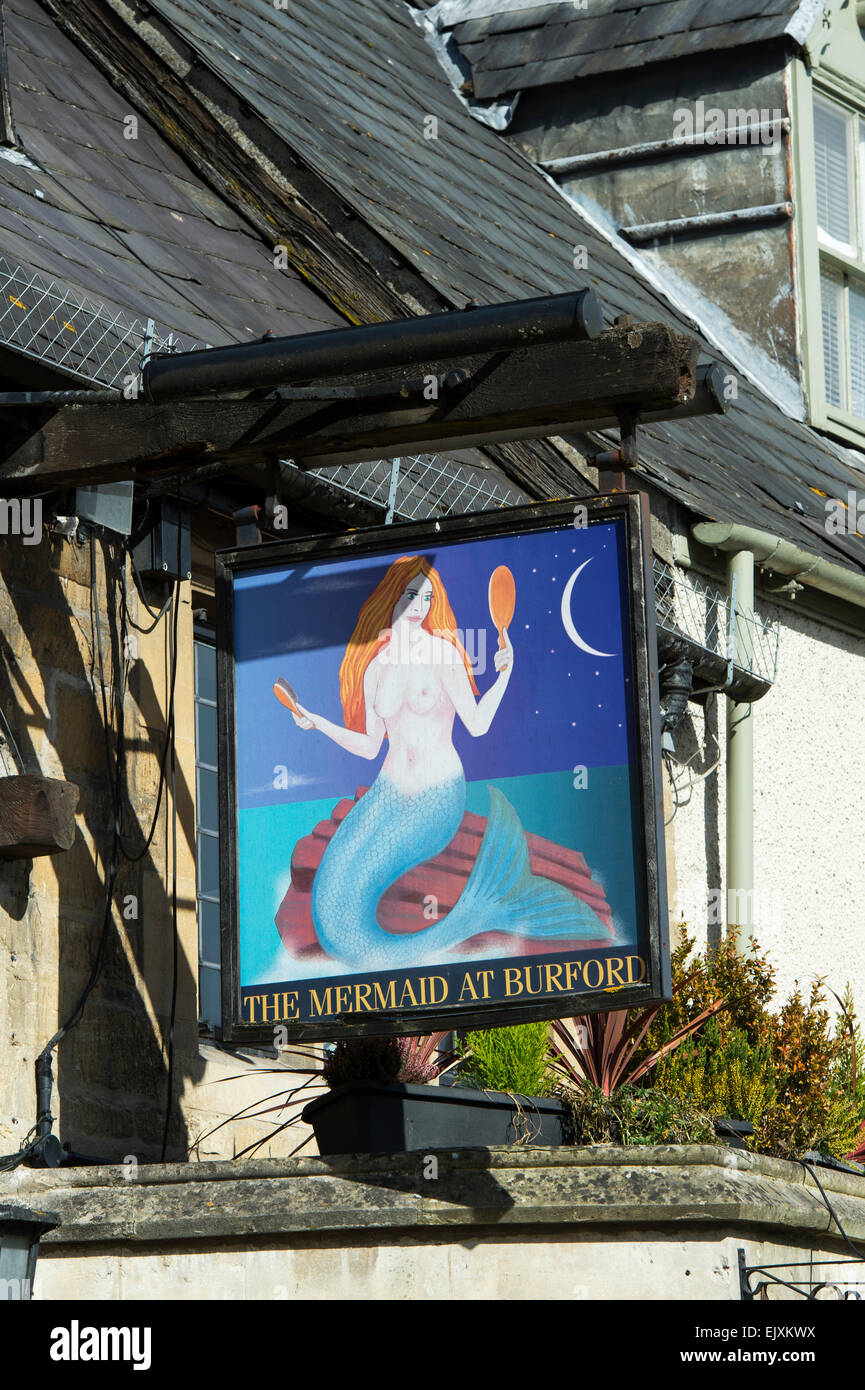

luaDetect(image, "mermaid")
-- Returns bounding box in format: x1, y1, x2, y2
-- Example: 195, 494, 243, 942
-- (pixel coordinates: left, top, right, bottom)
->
282, 554, 605, 970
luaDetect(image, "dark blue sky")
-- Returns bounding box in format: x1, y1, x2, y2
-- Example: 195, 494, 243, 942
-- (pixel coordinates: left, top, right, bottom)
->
233, 520, 638, 808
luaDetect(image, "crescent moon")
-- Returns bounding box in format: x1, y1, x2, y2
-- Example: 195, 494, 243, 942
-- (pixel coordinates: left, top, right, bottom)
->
561, 560, 615, 658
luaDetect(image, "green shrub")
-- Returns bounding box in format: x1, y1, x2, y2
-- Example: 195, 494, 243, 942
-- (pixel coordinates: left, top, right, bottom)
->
759, 979, 863, 1159
831, 984, 865, 1150
459, 1021, 554, 1097
639, 930, 776, 1061
558, 1082, 715, 1147
642, 930, 864, 1161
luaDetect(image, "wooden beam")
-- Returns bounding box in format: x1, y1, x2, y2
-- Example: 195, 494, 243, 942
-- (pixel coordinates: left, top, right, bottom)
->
0, 324, 698, 494
0, 775, 78, 858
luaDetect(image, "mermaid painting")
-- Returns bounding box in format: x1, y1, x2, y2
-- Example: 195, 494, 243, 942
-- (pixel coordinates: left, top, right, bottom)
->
278, 554, 607, 971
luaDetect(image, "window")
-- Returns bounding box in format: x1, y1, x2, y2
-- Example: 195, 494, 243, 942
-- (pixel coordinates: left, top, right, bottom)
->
194, 632, 221, 1030
813, 91, 865, 424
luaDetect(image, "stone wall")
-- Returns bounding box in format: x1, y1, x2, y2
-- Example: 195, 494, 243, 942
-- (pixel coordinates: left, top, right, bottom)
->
0, 531, 309, 1165
4, 1146, 863, 1301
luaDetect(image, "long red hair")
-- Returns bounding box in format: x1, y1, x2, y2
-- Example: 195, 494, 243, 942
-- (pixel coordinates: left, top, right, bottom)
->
339, 555, 479, 732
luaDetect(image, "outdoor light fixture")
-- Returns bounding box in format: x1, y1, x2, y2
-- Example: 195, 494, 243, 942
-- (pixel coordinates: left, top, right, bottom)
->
0, 1203, 60, 1300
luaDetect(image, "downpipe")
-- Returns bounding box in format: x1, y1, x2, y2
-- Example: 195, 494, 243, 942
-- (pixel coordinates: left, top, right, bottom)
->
725, 550, 755, 951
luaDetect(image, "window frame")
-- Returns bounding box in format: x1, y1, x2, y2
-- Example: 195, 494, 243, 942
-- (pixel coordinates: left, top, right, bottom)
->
794, 57, 865, 447
194, 624, 222, 1034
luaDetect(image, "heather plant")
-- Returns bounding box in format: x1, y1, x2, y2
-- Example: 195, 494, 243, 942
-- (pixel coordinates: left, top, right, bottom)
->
323, 1033, 455, 1088
654, 1019, 777, 1131
323, 1037, 403, 1087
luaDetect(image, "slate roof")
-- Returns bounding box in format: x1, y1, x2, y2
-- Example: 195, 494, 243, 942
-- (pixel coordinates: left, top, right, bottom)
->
0, 0, 342, 382
88, 0, 865, 577
0, 0, 529, 514
436, 0, 812, 100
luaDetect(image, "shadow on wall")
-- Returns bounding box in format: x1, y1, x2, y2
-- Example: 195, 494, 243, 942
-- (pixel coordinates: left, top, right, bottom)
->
666, 692, 723, 949
0, 530, 205, 1163
312, 1147, 518, 1221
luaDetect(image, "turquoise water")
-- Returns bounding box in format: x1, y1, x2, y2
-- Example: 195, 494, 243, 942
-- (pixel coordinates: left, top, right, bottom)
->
237, 766, 643, 985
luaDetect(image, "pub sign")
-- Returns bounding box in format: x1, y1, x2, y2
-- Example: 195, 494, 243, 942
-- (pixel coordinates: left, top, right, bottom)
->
215, 495, 669, 1043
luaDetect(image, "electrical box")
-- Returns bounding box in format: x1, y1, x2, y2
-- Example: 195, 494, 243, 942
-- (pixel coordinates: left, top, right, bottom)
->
75, 481, 135, 536
132, 499, 191, 581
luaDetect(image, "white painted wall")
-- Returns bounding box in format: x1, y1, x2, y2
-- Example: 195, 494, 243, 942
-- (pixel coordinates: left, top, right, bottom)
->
664, 568, 865, 1014
29, 1229, 821, 1301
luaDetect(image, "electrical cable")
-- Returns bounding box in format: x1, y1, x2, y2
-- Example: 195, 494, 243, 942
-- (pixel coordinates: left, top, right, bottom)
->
93, 536, 123, 841
160, 475, 183, 1162
688, 680, 732, 697
42, 541, 124, 1045
117, 571, 180, 864
0, 703, 24, 772
160, 602, 179, 1161
662, 748, 685, 825
123, 555, 172, 634
121, 509, 181, 859
128, 546, 173, 627
663, 696, 721, 824
0, 495, 189, 1170
796, 1157, 865, 1263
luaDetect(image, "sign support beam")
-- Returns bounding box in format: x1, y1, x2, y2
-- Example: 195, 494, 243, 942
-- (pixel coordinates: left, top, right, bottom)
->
0, 321, 704, 495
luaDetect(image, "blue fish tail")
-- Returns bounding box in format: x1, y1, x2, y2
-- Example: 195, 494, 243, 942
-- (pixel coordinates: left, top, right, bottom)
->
453, 786, 605, 941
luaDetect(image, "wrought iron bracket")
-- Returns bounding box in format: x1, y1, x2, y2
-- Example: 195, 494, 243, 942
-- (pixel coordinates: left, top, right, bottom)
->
591, 406, 639, 492
739, 1247, 864, 1300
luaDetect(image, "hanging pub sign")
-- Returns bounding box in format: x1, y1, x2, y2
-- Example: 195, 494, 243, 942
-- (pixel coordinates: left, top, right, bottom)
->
215, 494, 670, 1043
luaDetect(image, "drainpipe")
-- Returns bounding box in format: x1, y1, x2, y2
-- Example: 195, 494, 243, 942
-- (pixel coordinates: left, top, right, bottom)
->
725, 549, 755, 950
691, 521, 865, 610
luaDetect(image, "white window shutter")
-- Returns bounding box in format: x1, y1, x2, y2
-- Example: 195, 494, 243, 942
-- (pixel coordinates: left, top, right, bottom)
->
849, 279, 865, 418
814, 100, 852, 247
820, 265, 844, 408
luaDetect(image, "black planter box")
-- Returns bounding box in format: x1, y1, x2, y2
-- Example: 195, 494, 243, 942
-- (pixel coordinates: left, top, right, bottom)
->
302, 1080, 567, 1155
713, 1117, 755, 1150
